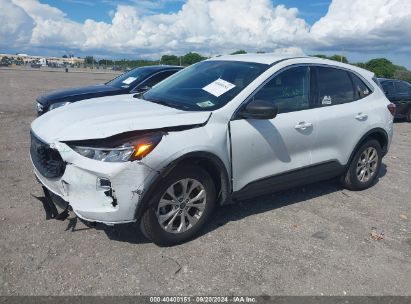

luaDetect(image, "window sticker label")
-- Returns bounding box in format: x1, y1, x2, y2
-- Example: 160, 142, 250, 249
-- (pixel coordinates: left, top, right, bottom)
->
196, 100, 215, 108
202, 78, 236, 97
122, 77, 137, 85
322, 95, 332, 105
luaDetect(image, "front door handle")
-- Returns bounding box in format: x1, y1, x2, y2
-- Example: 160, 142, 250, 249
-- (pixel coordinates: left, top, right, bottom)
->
295, 122, 313, 130
355, 113, 368, 120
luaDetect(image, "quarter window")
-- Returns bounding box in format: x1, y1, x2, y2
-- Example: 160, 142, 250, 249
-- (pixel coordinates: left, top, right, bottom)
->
350, 73, 371, 100
316, 67, 354, 106
253, 66, 310, 114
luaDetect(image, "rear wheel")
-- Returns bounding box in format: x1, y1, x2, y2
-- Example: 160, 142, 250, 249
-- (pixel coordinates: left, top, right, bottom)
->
140, 166, 216, 246
341, 139, 382, 191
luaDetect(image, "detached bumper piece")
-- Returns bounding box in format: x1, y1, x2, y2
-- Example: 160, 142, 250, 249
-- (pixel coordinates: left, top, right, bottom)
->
41, 186, 70, 220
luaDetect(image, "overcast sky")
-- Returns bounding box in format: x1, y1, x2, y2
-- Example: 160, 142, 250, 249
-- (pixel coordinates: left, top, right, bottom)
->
1, 0, 410, 68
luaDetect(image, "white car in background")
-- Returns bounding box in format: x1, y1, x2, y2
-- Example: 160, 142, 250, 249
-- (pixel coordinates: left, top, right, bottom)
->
30, 54, 394, 246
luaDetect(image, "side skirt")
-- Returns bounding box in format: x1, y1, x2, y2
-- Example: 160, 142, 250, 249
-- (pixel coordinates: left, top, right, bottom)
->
231, 161, 345, 201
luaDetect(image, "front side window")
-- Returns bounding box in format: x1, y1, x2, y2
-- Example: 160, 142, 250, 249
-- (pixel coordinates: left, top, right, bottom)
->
316, 67, 354, 106
142, 61, 269, 111
252, 66, 310, 113
351, 73, 371, 100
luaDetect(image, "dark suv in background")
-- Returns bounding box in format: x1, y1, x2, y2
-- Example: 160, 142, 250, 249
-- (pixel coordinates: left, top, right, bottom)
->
36, 65, 183, 115
378, 78, 411, 122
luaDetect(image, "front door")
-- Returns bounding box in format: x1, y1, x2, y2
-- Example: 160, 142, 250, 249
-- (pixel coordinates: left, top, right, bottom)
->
230, 66, 316, 192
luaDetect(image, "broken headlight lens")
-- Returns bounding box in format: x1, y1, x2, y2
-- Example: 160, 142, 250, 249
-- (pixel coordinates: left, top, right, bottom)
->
70, 133, 163, 162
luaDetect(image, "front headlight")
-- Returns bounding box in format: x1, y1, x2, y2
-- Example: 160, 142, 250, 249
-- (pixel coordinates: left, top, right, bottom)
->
49, 101, 71, 110
68, 133, 163, 162
36, 102, 44, 114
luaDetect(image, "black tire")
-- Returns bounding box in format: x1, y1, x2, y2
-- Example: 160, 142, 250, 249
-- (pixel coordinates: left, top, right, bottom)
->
341, 139, 382, 191
140, 165, 216, 246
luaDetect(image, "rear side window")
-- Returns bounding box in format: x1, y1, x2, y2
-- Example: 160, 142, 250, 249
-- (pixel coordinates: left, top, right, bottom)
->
381, 81, 395, 95
395, 81, 411, 94
316, 67, 354, 106
350, 73, 371, 100
253, 66, 310, 113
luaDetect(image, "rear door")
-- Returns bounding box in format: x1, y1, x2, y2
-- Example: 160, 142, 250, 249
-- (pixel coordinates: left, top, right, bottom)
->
309, 66, 373, 167
230, 65, 317, 192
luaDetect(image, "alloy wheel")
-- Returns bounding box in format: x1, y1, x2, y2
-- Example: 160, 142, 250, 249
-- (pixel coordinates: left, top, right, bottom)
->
156, 178, 206, 234
356, 147, 379, 183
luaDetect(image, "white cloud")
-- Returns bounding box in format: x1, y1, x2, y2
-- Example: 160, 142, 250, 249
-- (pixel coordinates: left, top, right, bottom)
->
310, 0, 411, 52
81, 0, 310, 55
2, 0, 411, 57
11, 0, 85, 48
0, 0, 34, 46
2, 0, 310, 55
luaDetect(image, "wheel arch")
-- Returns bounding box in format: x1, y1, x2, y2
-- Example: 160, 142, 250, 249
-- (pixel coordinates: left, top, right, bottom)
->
348, 128, 389, 166
135, 151, 231, 220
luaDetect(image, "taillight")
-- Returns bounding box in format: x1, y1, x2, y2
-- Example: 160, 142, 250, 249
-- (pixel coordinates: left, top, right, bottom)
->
387, 103, 396, 116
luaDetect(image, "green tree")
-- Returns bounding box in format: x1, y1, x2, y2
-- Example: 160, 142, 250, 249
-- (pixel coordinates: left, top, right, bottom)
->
329, 54, 348, 63
84, 56, 96, 65
161, 55, 179, 65
98, 59, 114, 66
230, 50, 247, 55
181, 52, 207, 65
364, 58, 396, 78
393, 67, 411, 82
312, 54, 347, 63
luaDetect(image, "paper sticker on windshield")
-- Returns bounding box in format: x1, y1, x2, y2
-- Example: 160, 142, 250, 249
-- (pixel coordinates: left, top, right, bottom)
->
202, 78, 235, 97
322, 95, 332, 105
122, 77, 137, 85
196, 100, 215, 108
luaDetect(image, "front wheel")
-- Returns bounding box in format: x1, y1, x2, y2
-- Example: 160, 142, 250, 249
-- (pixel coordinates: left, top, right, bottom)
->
140, 166, 216, 246
341, 139, 382, 191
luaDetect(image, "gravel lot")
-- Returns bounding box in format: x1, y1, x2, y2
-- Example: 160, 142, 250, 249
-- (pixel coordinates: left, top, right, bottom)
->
0, 68, 410, 296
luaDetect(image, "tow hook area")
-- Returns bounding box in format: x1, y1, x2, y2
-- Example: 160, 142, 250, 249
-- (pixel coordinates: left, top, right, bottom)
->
41, 186, 70, 220
97, 177, 118, 207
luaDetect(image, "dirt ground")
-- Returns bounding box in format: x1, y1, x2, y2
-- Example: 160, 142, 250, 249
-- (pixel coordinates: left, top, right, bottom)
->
0, 68, 410, 296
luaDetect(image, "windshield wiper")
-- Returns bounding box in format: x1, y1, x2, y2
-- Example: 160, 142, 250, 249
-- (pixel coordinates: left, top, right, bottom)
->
140, 97, 191, 110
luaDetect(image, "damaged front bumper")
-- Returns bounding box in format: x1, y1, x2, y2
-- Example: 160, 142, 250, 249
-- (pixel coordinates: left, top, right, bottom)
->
32, 141, 159, 225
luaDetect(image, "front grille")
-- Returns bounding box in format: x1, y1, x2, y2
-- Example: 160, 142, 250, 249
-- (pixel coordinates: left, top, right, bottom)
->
30, 132, 66, 178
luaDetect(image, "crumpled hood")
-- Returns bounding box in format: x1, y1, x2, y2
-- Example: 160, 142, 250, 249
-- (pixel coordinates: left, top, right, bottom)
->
31, 95, 211, 143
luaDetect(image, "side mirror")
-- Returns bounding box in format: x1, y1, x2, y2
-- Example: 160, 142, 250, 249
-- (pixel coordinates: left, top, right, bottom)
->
135, 85, 151, 93
240, 99, 278, 120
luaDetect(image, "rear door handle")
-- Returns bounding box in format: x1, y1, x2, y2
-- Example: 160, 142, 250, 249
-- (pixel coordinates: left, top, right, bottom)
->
355, 113, 368, 120
295, 122, 313, 130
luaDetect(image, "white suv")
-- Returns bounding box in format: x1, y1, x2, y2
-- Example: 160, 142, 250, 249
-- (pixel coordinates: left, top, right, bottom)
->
30, 54, 394, 246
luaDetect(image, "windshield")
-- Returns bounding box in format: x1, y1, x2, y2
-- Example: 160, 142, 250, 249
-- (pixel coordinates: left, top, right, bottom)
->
107, 67, 155, 89
141, 60, 269, 111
